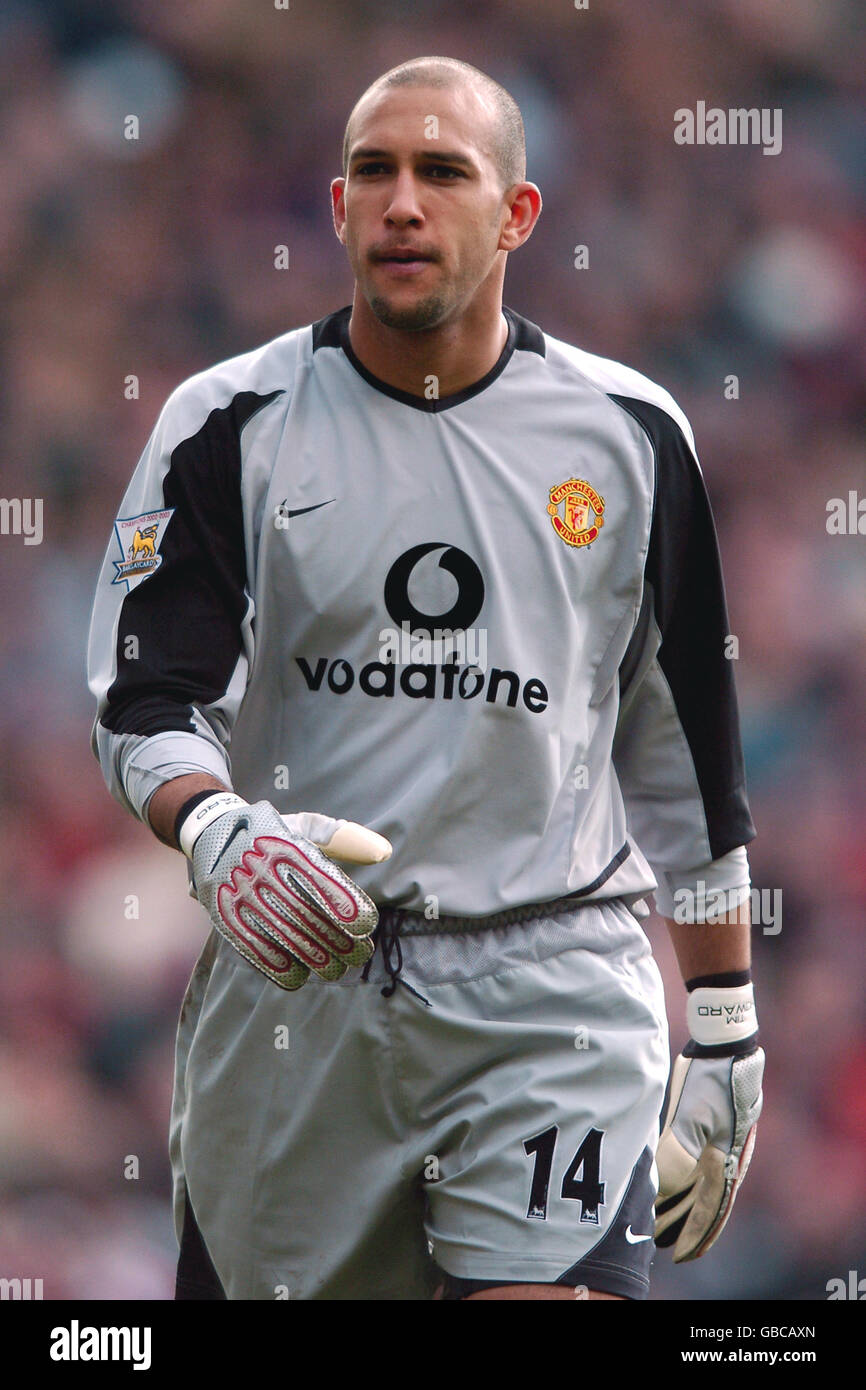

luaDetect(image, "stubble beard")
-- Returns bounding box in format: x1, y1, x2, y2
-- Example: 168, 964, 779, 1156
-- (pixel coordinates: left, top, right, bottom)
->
366, 288, 451, 332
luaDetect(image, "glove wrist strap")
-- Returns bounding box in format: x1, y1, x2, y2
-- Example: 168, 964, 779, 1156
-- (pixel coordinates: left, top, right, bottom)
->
178, 791, 248, 858
686, 978, 758, 1048
682, 1034, 759, 1059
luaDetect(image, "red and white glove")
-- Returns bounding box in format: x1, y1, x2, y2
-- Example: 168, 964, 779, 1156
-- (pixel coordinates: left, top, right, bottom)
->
178, 792, 391, 991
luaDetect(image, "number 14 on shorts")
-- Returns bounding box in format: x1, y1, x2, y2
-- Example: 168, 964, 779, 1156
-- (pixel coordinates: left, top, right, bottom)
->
523, 1126, 605, 1223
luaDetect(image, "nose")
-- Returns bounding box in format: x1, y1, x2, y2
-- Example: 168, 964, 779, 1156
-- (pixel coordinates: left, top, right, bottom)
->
383, 168, 424, 227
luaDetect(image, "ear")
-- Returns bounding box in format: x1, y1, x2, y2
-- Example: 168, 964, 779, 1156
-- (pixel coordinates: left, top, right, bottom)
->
331, 177, 347, 244
498, 182, 543, 253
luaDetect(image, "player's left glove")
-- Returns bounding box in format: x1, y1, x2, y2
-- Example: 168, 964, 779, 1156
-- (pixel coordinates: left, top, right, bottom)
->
654, 973, 764, 1262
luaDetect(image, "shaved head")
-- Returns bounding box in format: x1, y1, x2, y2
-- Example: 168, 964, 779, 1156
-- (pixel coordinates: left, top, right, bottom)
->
342, 56, 526, 191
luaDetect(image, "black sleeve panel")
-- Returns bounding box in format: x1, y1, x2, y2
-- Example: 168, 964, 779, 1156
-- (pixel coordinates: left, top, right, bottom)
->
102, 390, 282, 736
609, 393, 755, 859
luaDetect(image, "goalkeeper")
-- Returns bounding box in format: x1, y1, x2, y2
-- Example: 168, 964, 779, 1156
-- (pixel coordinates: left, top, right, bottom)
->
88, 56, 762, 1300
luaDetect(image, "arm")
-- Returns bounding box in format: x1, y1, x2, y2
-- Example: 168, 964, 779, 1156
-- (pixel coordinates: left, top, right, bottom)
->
609, 391, 762, 1261
655, 897, 762, 1263
148, 772, 230, 847
610, 392, 755, 900
87, 381, 274, 826
663, 905, 750, 982
88, 379, 391, 989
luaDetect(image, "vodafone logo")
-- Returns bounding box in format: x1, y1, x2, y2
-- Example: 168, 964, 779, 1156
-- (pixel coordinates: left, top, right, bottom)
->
294, 542, 549, 714
383, 542, 484, 632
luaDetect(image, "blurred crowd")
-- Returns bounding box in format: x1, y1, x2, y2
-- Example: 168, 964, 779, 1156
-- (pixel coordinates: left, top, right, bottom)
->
0, 0, 864, 1300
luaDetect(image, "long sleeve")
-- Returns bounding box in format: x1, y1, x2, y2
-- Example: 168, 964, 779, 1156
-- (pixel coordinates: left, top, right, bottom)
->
610, 395, 755, 915
87, 380, 280, 821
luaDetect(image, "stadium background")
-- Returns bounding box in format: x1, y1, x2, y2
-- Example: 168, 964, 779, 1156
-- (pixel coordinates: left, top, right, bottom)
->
1, 0, 864, 1300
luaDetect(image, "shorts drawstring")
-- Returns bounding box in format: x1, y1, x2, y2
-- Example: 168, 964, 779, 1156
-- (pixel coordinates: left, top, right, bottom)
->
361, 908, 431, 1006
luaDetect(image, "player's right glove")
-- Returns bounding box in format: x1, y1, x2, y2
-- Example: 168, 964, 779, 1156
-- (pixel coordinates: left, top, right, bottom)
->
177, 792, 392, 991
654, 973, 764, 1262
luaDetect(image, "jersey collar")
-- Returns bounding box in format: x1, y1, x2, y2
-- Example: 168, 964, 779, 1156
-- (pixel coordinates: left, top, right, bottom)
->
312, 303, 543, 413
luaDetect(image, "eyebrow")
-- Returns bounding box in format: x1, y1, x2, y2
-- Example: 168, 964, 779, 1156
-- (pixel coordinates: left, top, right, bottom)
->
349, 147, 477, 170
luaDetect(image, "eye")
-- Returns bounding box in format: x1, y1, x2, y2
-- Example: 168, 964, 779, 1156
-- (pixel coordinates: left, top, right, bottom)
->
425, 165, 464, 179
355, 163, 388, 176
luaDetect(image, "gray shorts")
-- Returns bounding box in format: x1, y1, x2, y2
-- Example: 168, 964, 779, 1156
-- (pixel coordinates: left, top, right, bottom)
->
171, 895, 669, 1300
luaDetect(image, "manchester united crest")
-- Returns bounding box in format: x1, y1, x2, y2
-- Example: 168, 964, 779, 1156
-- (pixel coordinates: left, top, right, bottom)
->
547, 479, 605, 548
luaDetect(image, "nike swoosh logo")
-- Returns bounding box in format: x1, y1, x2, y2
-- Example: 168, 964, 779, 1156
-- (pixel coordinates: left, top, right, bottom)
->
624, 1225, 653, 1244
279, 499, 336, 519
209, 817, 249, 876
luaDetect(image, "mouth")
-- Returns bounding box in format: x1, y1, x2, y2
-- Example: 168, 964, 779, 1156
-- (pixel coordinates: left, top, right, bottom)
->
373, 249, 436, 276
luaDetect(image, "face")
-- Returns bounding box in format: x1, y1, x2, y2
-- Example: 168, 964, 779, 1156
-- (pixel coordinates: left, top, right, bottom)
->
332, 83, 517, 331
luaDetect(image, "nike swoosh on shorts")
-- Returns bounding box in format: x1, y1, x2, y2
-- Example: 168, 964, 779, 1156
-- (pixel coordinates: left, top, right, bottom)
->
624, 1225, 653, 1244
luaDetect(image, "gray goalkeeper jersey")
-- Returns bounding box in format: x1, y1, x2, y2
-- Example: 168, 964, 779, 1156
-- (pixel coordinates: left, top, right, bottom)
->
88, 304, 754, 917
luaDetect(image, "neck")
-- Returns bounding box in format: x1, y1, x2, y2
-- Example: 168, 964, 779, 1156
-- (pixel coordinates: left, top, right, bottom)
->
346, 292, 509, 399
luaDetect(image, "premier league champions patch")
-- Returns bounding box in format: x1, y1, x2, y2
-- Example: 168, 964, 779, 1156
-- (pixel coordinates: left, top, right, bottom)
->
111, 508, 174, 589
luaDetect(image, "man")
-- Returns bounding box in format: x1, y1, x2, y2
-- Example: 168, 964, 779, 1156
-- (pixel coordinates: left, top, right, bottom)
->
88, 56, 763, 1301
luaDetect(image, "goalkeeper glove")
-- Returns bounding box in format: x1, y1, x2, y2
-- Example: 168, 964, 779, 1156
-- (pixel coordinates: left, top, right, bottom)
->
654, 971, 764, 1261
177, 792, 391, 991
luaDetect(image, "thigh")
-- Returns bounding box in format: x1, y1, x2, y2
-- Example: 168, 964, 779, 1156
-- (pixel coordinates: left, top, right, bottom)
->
177, 937, 438, 1299
399, 901, 669, 1300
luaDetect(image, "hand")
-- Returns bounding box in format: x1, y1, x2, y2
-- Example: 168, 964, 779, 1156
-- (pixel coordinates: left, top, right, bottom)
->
183, 797, 391, 990
654, 1045, 764, 1261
